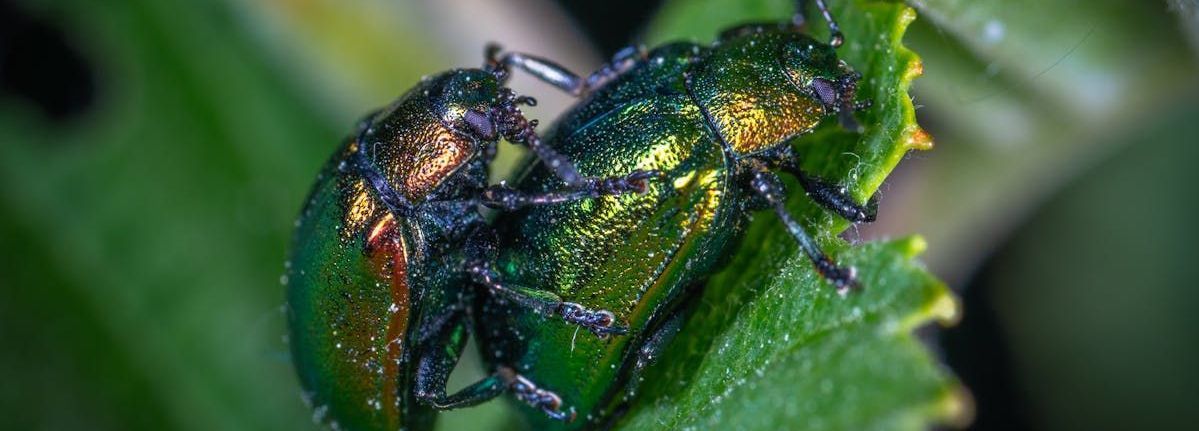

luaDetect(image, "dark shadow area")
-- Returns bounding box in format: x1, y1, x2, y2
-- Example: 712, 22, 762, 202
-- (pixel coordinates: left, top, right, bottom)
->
945, 263, 1037, 430
0, 0, 94, 122
554, 0, 665, 56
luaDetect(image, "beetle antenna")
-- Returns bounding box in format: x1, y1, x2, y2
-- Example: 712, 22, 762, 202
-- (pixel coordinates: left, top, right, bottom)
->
515, 95, 537, 107
794, 0, 844, 48
491, 89, 585, 186
484, 42, 510, 82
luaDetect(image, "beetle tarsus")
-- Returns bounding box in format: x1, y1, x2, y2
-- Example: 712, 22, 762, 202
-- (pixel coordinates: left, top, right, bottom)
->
815, 255, 859, 293
766, 146, 877, 223
559, 302, 628, 338
467, 261, 627, 337
498, 366, 577, 422
583, 169, 661, 195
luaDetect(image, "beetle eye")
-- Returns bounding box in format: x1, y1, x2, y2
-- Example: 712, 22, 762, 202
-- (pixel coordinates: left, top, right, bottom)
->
464, 109, 497, 140
810, 77, 839, 108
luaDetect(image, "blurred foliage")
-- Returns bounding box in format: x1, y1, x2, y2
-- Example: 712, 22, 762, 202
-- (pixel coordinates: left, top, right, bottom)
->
898, 0, 1199, 283
1, 0, 1197, 430
951, 97, 1199, 429
0, 0, 340, 428
0, 0, 576, 429
897, 0, 1199, 429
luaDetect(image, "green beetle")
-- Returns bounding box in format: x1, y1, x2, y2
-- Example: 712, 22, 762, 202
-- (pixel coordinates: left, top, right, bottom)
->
285, 58, 655, 430
474, 0, 875, 428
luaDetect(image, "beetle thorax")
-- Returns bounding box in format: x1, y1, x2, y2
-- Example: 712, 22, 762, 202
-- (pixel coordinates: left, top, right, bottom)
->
689, 31, 828, 156
363, 95, 480, 204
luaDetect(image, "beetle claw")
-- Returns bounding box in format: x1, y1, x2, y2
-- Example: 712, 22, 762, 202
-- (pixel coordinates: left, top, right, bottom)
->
815, 255, 859, 293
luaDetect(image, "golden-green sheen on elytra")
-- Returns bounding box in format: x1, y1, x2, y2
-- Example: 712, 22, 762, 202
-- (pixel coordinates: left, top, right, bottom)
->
476, 2, 882, 429
287, 140, 428, 430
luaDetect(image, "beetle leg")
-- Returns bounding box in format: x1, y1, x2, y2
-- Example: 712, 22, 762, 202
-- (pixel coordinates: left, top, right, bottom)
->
477, 170, 657, 211
765, 148, 877, 223
486, 43, 588, 96
795, 0, 845, 48
583, 45, 645, 91
794, 171, 879, 223
466, 262, 628, 337
421, 367, 575, 422
485, 43, 643, 97
414, 308, 508, 409
492, 88, 663, 190
412, 312, 564, 414
621, 308, 685, 402
410, 287, 578, 418
464, 229, 628, 337
749, 165, 858, 292
492, 89, 587, 186
418, 373, 507, 410
498, 366, 577, 422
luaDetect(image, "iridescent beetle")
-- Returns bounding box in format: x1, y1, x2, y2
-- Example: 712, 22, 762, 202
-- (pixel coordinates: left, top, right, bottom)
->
474, 1, 877, 428
284, 55, 655, 429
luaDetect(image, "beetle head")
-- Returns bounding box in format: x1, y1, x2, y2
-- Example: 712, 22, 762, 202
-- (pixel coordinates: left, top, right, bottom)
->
781, 36, 863, 132
433, 69, 504, 141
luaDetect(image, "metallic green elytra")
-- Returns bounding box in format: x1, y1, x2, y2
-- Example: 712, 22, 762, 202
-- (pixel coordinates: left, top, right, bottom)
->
476, 1, 876, 428
285, 61, 655, 430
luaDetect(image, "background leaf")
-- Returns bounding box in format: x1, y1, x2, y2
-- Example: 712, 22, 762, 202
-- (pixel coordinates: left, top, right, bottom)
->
0, 0, 591, 429
894, 0, 1198, 283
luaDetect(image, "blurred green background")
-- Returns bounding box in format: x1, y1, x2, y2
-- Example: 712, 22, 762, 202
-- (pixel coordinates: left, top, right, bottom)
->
1, 0, 1196, 430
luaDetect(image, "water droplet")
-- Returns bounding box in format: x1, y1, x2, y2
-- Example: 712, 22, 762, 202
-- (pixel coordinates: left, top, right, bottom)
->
983, 20, 1005, 45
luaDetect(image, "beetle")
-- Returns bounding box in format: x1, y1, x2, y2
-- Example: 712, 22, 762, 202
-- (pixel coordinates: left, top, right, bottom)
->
284, 56, 657, 430
472, 0, 877, 428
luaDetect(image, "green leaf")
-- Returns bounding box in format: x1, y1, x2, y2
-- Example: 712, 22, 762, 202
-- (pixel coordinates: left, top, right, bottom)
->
609, 1, 964, 429
621, 238, 962, 430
